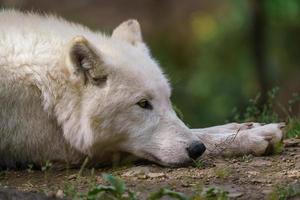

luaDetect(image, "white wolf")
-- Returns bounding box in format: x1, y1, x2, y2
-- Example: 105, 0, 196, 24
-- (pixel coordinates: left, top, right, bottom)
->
0, 10, 284, 168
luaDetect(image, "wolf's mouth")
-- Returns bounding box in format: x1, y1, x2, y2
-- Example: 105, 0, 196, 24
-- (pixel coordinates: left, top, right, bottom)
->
140, 151, 192, 167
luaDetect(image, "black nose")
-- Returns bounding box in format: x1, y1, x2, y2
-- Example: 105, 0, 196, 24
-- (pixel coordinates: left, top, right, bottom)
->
187, 142, 206, 160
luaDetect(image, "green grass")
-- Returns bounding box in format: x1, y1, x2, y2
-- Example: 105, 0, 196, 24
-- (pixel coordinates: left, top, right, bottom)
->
58, 89, 299, 199
149, 188, 189, 200
272, 141, 285, 154
267, 184, 300, 200
65, 173, 188, 200
86, 174, 136, 200
41, 160, 53, 172
201, 187, 229, 200
286, 118, 300, 138
63, 173, 229, 200
193, 160, 206, 169
213, 167, 231, 179
231, 87, 300, 138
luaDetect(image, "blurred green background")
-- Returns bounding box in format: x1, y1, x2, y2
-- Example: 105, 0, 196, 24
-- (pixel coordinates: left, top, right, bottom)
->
1, 0, 299, 127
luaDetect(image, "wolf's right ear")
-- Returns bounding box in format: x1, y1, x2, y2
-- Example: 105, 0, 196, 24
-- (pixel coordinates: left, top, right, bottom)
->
112, 19, 143, 46
112, 19, 150, 54
67, 36, 108, 85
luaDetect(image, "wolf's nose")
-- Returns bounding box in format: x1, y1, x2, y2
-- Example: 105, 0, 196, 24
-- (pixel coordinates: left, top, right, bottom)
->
187, 142, 206, 160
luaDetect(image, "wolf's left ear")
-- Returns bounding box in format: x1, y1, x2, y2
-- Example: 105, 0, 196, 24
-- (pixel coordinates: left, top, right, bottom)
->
112, 19, 143, 46
67, 36, 108, 85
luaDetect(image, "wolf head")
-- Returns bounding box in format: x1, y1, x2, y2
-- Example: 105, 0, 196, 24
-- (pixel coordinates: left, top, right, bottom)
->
64, 19, 205, 167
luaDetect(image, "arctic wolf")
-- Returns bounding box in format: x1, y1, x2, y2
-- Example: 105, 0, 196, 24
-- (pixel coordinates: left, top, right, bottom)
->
0, 10, 284, 168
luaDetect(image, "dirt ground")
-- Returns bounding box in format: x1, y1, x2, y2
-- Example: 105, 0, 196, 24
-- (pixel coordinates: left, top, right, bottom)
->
0, 139, 299, 200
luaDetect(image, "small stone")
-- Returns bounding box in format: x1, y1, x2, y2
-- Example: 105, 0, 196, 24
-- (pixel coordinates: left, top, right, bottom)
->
284, 138, 300, 147
247, 171, 259, 176
68, 174, 77, 180
147, 172, 166, 178
47, 191, 56, 198
295, 162, 300, 169
56, 190, 64, 198
137, 174, 148, 179
287, 170, 300, 178
122, 166, 150, 177
262, 189, 272, 194
181, 182, 190, 187
228, 192, 243, 198
252, 178, 268, 183
251, 160, 272, 167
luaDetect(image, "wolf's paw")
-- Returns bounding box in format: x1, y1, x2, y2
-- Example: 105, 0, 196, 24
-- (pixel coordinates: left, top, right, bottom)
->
227, 122, 264, 131
244, 123, 285, 156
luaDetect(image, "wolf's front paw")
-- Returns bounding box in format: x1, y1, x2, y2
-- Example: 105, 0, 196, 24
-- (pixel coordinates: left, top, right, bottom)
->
244, 123, 285, 156
229, 122, 263, 131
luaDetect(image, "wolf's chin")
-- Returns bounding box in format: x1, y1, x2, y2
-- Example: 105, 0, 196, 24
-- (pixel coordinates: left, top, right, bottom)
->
138, 151, 193, 167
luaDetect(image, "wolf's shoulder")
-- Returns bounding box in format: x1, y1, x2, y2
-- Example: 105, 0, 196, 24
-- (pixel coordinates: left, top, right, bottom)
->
0, 9, 100, 41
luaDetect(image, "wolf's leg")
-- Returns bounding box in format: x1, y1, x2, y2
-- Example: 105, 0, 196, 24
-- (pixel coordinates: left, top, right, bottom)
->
191, 123, 285, 156
193, 122, 262, 134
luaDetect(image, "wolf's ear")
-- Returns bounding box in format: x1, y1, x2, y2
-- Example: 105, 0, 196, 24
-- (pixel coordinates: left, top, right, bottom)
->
68, 36, 108, 85
112, 19, 143, 46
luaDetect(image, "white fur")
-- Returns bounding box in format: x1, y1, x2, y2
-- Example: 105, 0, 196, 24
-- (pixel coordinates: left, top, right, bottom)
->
0, 10, 199, 167
0, 10, 284, 168
192, 123, 284, 156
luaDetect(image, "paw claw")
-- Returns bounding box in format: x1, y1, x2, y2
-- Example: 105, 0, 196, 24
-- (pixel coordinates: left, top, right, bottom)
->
264, 136, 273, 141
278, 122, 286, 129
245, 122, 253, 128
243, 123, 285, 155
239, 122, 254, 130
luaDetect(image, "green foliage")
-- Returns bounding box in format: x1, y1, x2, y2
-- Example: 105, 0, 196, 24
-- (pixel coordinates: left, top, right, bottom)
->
79, 157, 89, 176
86, 174, 190, 200
237, 155, 253, 163
286, 118, 300, 138
64, 183, 80, 199
202, 188, 229, 200
232, 87, 280, 123
267, 184, 300, 200
86, 173, 136, 200
41, 160, 52, 172
287, 93, 300, 116
150, 1, 300, 127
213, 167, 231, 179
149, 188, 189, 200
231, 88, 300, 138
260, 87, 281, 123
272, 141, 284, 155
63, 174, 231, 200
193, 160, 205, 169
284, 93, 300, 138
265, 0, 300, 22
27, 164, 34, 173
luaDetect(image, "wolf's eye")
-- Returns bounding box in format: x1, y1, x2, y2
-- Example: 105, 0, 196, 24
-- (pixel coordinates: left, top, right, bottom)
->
137, 99, 153, 110
90, 75, 107, 85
